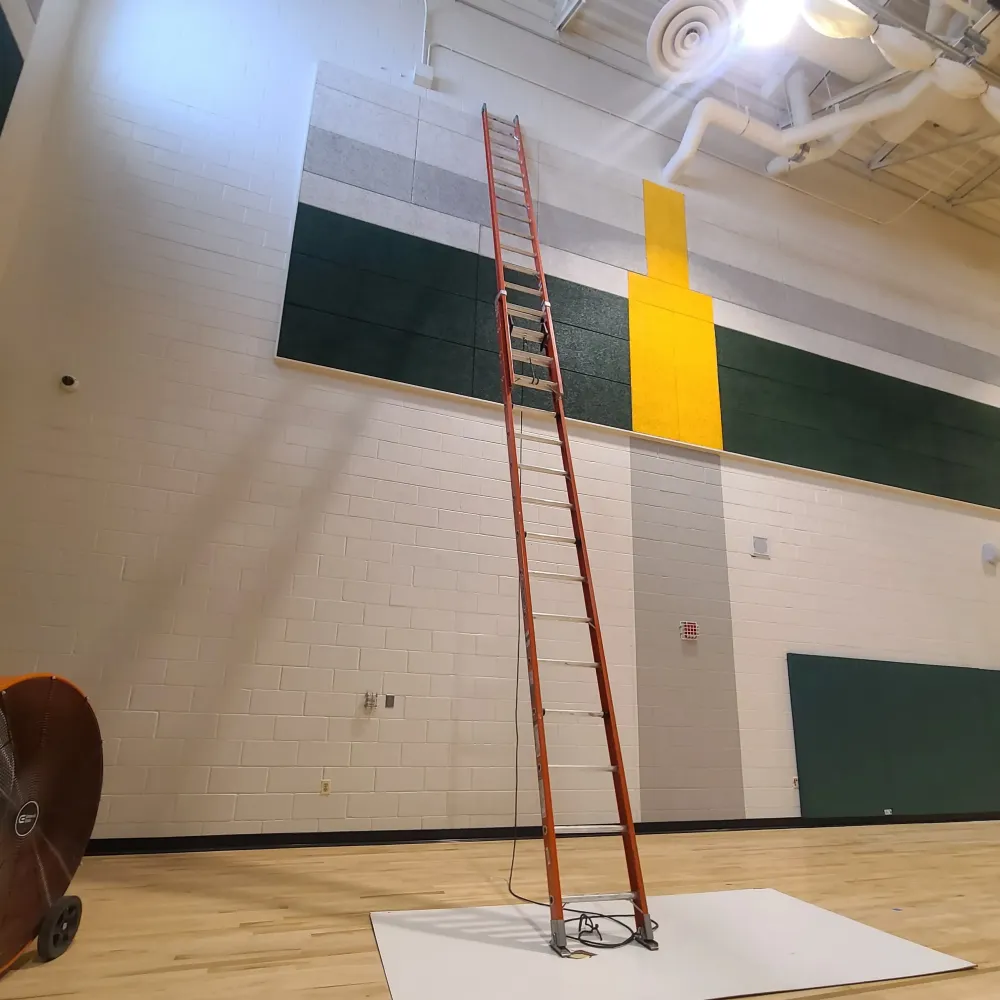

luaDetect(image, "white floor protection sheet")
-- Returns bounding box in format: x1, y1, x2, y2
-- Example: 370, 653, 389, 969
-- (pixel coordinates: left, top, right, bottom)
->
371, 889, 973, 1000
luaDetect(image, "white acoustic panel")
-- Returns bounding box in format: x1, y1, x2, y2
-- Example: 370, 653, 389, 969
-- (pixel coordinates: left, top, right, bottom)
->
372, 888, 972, 1000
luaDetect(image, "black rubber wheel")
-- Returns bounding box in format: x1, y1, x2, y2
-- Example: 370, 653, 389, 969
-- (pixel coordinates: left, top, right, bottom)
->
37, 896, 82, 962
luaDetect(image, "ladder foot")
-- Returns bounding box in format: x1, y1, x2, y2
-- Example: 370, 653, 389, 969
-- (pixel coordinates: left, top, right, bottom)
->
549, 919, 574, 958
636, 913, 659, 951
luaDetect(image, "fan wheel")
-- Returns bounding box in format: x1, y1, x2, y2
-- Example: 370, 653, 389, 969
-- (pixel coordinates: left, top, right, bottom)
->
37, 896, 82, 963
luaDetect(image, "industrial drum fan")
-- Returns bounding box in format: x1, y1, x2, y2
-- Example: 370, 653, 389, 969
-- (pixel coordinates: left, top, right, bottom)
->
0, 675, 103, 976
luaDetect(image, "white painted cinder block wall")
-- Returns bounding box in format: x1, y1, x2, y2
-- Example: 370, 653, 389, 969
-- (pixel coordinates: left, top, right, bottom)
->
722, 462, 1000, 819
0, 0, 642, 838
1, 0, 999, 836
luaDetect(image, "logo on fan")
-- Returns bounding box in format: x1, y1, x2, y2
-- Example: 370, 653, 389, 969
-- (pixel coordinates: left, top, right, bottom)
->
14, 801, 39, 838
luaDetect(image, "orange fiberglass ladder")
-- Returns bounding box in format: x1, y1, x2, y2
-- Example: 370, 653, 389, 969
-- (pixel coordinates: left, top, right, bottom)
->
481, 105, 658, 957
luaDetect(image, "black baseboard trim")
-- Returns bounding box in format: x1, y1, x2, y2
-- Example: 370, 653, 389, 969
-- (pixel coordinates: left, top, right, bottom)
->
86, 811, 1000, 858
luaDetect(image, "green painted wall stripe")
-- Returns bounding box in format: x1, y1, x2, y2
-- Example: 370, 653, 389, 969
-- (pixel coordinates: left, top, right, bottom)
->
0, 3, 24, 137
280, 205, 631, 429
789, 654, 1000, 819
718, 325, 1000, 510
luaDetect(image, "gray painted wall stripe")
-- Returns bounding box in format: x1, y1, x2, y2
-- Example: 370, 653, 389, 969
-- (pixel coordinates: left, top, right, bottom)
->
631, 438, 745, 823
304, 127, 415, 203
690, 253, 1000, 387
412, 161, 491, 227
305, 124, 647, 274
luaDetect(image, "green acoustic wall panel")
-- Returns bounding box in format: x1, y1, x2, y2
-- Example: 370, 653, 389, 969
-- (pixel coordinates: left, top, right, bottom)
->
279, 206, 631, 430
0, 3, 23, 136
718, 326, 1000, 509
788, 654, 1000, 819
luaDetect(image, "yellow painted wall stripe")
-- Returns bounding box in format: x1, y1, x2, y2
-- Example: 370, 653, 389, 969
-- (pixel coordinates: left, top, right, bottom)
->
643, 181, 690, 287
630, 181, 723, 449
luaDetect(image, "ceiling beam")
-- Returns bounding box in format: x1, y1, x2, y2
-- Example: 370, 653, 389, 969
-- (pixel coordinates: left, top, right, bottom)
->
947, 159, 1000, 204
869, 126, 1000, 170
552, 0, 586, 31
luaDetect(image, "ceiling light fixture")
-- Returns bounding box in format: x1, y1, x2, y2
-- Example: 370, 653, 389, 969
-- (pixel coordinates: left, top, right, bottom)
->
740, 0, 803, 48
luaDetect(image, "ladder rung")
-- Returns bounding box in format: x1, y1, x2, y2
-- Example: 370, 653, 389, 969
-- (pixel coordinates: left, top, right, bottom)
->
510, 327, 545, 345
489, 113, 517, 126
493, 163, 524, 179
491, 134, 519, 148
529, 570, 583, 581
525, 531, 576, 544
555, 824, 623, 836
550, 765, 617, 772
511, 348, 552, 367
492, 149, 520, 164
500, 243, 535, 257
502, 260, 537, 275
496, 180, 525, 195
498, 212, 530, 226
519, 465, 566, 477
563, 891, 635, 905
508, 303, 544, 320
516, 431, 559, 445
544, 708, 605, 717
500, 227, 531, 239
523, 497, 571, 510
534, 613, 591, 623
513, 374, 558, 391
538, 659, 598, 669
506, 281, 540, 295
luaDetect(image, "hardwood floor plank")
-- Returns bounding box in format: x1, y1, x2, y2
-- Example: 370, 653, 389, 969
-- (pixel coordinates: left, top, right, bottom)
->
0, 824, 995, 999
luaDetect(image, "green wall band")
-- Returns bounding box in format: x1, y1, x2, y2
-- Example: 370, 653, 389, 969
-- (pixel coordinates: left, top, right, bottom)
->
279, 205, 632, 429
718, 326, 1000, 510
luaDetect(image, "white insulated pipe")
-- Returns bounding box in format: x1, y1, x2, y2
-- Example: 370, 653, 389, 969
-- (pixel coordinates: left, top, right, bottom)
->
662, 72, 937, 182
786, 69, 813, 127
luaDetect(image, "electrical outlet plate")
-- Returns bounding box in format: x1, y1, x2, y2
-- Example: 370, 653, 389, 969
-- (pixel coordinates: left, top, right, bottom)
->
320, 779, 331, 795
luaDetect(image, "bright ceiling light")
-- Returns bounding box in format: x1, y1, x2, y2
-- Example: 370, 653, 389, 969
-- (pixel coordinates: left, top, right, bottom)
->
740, 0, 803, 48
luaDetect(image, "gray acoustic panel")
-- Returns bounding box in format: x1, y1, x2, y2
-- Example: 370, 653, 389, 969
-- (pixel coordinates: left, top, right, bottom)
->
411, 161, 491, 227
690, 254, 1000, 387
630, 439, 745, 822
537, 202, 647, 274
304, 127, 415, 202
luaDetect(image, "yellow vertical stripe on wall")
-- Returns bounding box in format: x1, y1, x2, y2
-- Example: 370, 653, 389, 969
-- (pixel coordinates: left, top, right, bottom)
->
643, 180, 690, 286
630, 181, 723, 449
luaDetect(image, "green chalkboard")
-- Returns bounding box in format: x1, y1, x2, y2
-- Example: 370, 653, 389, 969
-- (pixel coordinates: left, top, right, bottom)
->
788, 654, 1000, 819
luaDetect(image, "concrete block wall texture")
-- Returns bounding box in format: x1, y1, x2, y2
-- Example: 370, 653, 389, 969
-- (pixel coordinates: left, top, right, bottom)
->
0, 0, 997, 838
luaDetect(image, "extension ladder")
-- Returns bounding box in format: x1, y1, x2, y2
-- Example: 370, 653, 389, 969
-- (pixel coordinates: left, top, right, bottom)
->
480, 105, 658, 957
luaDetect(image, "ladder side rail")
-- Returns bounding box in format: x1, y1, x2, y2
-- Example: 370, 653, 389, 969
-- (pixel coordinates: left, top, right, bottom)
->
481, 106, 565, 928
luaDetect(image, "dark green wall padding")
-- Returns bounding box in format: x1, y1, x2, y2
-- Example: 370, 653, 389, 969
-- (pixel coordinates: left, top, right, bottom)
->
788, 654, 1000, 819
278, 205, 631, 429
718, 326, 1000, 510
0, 3, 23, 136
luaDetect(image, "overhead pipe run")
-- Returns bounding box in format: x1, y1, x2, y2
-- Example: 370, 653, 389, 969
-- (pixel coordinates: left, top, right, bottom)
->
661, 73, 937, 181
659, 1, 1000, 183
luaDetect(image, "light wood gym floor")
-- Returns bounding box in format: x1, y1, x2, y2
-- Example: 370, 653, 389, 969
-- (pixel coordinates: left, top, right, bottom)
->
1, 822, 997, 999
